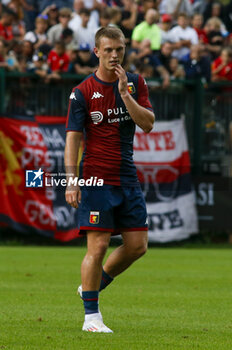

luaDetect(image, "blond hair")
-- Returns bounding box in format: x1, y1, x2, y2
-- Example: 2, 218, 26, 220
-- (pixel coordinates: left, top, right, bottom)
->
206, 16, 222, 31
95, 26, 125, 48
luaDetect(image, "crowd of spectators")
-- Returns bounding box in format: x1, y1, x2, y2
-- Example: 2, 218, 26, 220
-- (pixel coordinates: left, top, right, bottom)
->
0, 0, 232, 87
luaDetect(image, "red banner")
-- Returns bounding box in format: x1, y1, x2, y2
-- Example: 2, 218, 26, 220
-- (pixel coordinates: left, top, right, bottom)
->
0, 116, 79, 241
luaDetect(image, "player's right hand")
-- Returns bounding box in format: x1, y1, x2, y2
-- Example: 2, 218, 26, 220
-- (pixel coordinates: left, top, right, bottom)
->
65, 188, 81, 209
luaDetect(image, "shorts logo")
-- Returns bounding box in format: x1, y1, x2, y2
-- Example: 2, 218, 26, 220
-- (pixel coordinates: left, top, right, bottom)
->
127, 82, 136, 94
90, 111, 103, 125
89, 211, 100, 224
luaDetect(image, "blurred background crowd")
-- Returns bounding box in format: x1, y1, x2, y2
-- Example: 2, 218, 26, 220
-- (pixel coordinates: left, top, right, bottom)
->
0, 0, 232, 87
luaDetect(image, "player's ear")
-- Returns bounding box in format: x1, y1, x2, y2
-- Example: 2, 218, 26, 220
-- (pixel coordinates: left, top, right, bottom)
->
94, 46, 100, 58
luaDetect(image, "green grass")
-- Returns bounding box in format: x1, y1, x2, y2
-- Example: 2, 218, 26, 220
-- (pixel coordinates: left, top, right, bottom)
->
0, 246, 232, 350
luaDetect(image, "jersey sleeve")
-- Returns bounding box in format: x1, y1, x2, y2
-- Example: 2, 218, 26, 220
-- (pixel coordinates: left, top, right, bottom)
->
66, 87, 87, 132
137, 75, 153, 111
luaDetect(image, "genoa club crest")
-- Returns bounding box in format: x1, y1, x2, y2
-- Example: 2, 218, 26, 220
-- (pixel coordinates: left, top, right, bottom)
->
127, 82, 136, 94
89, 211, 100, 224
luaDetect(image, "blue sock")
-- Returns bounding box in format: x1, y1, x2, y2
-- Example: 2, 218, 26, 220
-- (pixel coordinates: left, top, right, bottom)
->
99, 269, 114, 291
82, 291, 99, 315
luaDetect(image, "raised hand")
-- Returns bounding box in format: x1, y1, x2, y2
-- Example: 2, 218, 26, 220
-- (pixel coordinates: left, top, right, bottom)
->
114, 64, 129, 97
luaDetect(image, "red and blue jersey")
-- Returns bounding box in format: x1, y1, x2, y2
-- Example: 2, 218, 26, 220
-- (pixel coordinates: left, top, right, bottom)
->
66, 72, 153, 186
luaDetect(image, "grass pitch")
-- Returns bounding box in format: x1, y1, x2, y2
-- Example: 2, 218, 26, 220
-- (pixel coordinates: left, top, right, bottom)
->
0, 245, 232, 350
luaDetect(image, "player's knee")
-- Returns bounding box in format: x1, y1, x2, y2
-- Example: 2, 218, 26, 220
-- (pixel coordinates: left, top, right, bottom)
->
137, 241, 148, 258
90, 240, 109, 261
129, 240, 147, 259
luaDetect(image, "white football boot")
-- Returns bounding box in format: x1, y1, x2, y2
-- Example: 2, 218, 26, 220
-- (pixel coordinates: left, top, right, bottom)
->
82, 313, 113, 333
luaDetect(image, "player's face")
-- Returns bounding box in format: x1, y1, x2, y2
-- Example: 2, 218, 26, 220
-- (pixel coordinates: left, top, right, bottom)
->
95, 37, 125, 72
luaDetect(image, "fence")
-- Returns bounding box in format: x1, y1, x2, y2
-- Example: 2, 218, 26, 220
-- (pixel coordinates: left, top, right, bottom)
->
1, 69, 232, 176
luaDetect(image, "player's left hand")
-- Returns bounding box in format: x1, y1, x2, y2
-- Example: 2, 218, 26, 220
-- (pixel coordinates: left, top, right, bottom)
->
114, 64, 129, 97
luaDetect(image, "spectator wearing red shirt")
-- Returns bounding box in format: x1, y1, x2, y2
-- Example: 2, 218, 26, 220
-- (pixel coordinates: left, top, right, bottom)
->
47, 41, 69, 72
212, 47, 232, 81
192, 13, 208, 44
0, 8, 15, 41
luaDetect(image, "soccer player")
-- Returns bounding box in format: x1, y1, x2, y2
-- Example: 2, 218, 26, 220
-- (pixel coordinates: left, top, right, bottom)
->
65, 26, 155, 333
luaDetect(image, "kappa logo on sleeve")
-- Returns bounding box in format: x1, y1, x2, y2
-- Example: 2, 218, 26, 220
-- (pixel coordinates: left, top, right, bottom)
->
127, 82, 136, 94
89, 211, 100, 224
69, 92, 76, 100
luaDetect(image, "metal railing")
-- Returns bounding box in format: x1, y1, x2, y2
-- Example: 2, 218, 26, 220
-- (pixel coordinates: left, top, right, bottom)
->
1, 68, 232, 175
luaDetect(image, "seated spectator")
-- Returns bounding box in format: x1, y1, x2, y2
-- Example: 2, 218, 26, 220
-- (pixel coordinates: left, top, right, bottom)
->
24, 16, 49, 50
168, 57, 185, 79
61, 27, 78, 54
182, 45, 211, 82
131, 8, 161, 60
47, 40, 69, 73
120, 0, 143, 44
211, 47, 232, 82
8, 1, 26, 40
7, 38, 22, 66
0, 7, 15, 41
137, 63, 154, 79
108, 7, 122, 28
71, 0, 105, 32
159, 0, 193, 19
41, 4, 59, 30
153, 41, 174, 87
154, 41, 173, 71
28, 50, 49, 79
69, 43, 98, 75
169, 13, 198, 60
5, 46, 20, 71
159, 13, 173, 44
21, 0, 38, 32
75, 8, 96, 51
69, 0, 99, 32
192, 13, 208, 44
204, 17, 224, 60
203, 1, 225, 24
18, 40, 34, 72
47, 7, 73, 46
98, 8, 111, 28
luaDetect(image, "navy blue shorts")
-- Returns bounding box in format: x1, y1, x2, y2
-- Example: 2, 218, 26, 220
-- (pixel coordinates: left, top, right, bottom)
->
78, 185, 148, 235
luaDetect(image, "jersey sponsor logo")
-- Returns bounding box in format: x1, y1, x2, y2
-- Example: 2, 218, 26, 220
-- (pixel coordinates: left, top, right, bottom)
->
107, 107, 128, 116
127, 82, 136, 94
90, 111, 104, 124
91, 92, 104, 99
89, 211, 100, 224
108, 115, 131, 123
69, 92, 76, 100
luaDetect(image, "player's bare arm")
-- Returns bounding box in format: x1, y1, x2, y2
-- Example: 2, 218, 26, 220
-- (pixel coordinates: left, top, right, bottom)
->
64, 131, 82, 208
114, 64, 155, 133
